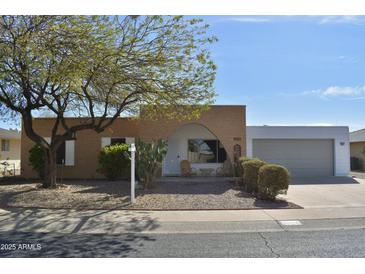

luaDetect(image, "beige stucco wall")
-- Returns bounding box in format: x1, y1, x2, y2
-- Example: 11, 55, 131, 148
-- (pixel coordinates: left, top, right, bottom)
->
21, 118, 140, 179
21, 105, 246, 179
350, 141, 365, 170
0, 138, 21, 170
138, 105, 246, 164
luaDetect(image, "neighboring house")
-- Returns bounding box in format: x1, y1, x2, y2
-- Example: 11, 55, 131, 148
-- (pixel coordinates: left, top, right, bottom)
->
0, 128, 21, 175
20, 105, 350, 179
350, 128, 365, 171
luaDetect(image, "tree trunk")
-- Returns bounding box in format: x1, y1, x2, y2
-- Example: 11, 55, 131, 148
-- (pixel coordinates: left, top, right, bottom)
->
43, 149, 57, 188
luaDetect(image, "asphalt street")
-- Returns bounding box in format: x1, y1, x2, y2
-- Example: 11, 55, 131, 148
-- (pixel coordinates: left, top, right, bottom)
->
2, 219, 365, 257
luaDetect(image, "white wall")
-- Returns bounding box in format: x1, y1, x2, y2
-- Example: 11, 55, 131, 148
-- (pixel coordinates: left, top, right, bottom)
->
163, 123, 222, 175
0, 138, 21, 170
246, 126, 350, 176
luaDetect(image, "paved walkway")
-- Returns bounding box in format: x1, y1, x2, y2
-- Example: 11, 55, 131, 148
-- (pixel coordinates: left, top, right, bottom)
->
3, 206, 365, 234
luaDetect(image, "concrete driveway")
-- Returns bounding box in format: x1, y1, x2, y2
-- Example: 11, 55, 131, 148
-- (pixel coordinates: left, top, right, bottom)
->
351, 171, 365, 180
284, 176, 365, 209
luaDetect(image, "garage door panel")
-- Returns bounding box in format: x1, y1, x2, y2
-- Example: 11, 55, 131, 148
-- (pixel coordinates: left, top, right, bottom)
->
252, 139, 334, 177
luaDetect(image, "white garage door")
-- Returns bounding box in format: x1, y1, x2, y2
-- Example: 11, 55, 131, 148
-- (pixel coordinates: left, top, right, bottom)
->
252, 139, 334, 177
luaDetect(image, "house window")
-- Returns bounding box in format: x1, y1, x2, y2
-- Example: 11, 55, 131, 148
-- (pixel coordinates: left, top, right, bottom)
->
110, 138, 126, 145
1, 139, 10, 152
188, 139, 227, 163
56, 141, 66, 165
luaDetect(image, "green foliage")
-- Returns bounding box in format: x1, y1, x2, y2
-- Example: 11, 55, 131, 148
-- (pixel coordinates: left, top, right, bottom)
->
239, 157, 260, 165
98, 143, 130, 180
234, 157, 260, 177
0, 16, 217, 121
233, 159, 243, 177
258, 164, 290, 201
29, 145, 45, 179
136, 139, 167, 189
242, 159, 266, 193
0, 16, 217, 188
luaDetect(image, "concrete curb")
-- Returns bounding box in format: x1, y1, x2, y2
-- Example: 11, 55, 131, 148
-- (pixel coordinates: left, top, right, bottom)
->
2, 207, 365, 235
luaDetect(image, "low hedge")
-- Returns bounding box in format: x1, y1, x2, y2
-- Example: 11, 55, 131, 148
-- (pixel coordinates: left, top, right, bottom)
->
97, 143, 130, 180
234, 157, 260, 177
239, 156, 260, 165
257, 164, 290, 201
242, 159, 266, 193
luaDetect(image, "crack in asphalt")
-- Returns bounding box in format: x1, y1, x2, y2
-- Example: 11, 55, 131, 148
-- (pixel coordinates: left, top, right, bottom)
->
258, 232, 280, 258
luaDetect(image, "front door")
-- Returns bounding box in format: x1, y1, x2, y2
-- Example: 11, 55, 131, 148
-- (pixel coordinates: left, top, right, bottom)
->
163, 138, 181, 175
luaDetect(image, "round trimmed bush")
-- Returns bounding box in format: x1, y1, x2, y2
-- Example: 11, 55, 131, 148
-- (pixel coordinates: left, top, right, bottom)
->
242, 159, 266, 193
257, 164, 290, 200
97, 143, 130, 180
234, 157, 260, 178
239, 156, 260, 165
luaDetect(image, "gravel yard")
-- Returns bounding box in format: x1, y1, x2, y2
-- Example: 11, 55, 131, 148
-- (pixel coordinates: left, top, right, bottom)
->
0, 177, 299, 210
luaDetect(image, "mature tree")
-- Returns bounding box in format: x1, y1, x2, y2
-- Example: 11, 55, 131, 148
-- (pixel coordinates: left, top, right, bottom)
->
0, 16, 217, 188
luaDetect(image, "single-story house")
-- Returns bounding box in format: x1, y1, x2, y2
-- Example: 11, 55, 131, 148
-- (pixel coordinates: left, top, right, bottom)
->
350, 128, 365, 171
20, 105, 350, 179
0, 128, 21, 174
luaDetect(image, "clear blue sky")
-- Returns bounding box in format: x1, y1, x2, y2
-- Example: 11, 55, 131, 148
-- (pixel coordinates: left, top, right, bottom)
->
1, 16, 364, 131
202, 16, 365, 131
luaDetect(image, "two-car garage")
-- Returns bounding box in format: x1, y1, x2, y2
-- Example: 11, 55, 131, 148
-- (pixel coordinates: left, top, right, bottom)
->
246, 126, 350, 177
252, 139, 334, 177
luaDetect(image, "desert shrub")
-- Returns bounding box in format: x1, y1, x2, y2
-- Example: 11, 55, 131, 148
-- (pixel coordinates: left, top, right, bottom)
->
233, 159, 243, 177
98, 143, 130, 180
29, 145, 45, 179
257, 164, 290, 201
136, 139, 167, 189
235, 157, 260, 176
242, 159, 266, 193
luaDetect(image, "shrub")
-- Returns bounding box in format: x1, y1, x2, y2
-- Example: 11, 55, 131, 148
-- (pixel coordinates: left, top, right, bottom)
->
242, 159, 266, 193
257, 164, 290, 201
232, 157, 255, 177
239, 156, 260, 166
233, 159, 243, 177
235, 157, 260, 176
136, 139, 167, 189
97, 143, 130, 180
29, 145, 45, 179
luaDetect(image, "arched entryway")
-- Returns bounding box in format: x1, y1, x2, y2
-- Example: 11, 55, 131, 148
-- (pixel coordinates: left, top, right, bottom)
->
162, 123, 230, 176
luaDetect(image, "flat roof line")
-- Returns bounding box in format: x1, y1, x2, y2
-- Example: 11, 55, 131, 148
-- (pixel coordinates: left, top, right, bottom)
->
350, 128, 365, 133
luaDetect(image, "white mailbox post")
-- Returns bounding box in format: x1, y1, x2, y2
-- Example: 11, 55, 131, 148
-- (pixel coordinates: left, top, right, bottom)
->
129, 143, 136, 204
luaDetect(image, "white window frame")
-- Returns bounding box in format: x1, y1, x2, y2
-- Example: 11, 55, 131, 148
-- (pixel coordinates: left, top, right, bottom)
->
43, 137, 75, 166
187, 139, 227, 164
101, 137, 135, 148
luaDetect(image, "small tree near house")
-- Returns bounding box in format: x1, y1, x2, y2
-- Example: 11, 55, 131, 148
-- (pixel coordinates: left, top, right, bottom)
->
136, 139, 167, 189
0, 16, 217, 188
